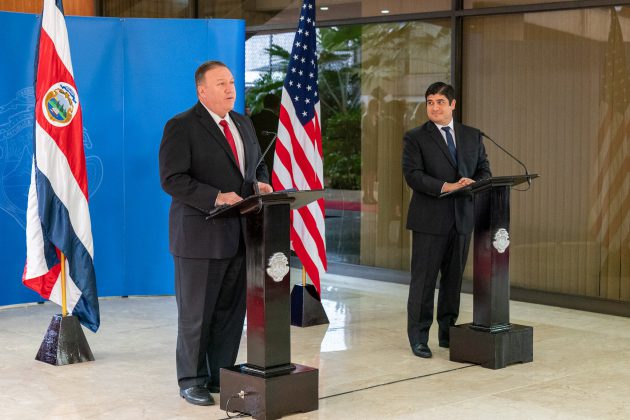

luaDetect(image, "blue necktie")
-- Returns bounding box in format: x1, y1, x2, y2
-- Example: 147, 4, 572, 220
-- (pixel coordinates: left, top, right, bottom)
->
441, 126, 457, 165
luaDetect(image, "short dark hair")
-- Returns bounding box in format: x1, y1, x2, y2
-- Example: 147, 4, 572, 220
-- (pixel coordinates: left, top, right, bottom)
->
425, 82, 455, 103
195, 60, 228, 86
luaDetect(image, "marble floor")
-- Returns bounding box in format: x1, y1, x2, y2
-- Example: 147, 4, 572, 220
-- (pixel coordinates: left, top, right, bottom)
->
1, 272, 630, 420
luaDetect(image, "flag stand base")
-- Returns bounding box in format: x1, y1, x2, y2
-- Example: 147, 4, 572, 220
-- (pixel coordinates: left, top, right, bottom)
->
290, 284, 329, 327
35, 314, 95, 366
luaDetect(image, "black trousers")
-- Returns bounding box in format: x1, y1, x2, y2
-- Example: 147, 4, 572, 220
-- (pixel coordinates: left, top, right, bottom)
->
408, 228, 471, 346
174, 247, 246, 390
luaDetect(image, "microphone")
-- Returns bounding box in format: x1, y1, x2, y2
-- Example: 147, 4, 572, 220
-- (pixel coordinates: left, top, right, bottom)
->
255, 131, 278, 171
480, 131, 531, 188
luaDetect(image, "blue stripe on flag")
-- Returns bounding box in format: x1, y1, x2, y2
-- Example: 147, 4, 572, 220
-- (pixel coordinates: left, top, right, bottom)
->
35, 167, 100, 332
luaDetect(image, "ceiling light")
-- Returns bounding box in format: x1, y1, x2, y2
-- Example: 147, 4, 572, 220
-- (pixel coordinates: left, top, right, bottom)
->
320, 6, 329, 11
381, 9, 390, 14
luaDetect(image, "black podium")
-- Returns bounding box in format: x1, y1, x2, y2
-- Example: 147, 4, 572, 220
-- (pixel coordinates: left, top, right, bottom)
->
444, 174, 538, 369
210, 189, 322, 419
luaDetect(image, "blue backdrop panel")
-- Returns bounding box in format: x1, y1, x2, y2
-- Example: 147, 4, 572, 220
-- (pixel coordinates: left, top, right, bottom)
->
0, 12, 42, 305
0, 12, 245, 306
123, 19, 246, 295
69, 17, 126, 298
207, 19, 246, 113
123, 19, 205, 296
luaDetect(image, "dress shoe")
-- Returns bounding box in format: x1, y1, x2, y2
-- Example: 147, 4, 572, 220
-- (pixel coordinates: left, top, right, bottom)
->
411, 343, 432, 358
439, 340, 449, 348
179, 386, 215, 406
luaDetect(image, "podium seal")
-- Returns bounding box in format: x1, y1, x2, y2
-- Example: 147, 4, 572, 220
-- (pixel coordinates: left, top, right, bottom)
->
493, 228, 510, 253
267, 252, 289, 282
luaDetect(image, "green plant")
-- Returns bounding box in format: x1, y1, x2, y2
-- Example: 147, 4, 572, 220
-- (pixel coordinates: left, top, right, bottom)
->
322, 109, 361, 190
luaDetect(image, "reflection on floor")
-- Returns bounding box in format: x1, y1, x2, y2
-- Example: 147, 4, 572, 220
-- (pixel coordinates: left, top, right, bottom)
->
1, 272, 630, 419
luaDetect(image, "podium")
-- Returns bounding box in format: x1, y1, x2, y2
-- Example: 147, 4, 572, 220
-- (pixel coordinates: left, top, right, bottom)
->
444, 174, 538, 369
209, 189, 322, 419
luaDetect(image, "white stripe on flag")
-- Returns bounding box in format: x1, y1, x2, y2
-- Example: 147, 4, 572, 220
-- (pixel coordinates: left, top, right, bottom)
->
277, 121, 309, 190
24, 159, 51, 279
314, 102, 323, 180
280, 89, 324, 181
48, 260, 82, 313
293, 209, 326, 273
272, 143, 294, 189
35, 124, 94, 257
42, 0, 74, 77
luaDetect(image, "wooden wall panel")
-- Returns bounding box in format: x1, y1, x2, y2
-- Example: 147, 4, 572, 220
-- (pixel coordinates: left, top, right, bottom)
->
0, 0, 94, 15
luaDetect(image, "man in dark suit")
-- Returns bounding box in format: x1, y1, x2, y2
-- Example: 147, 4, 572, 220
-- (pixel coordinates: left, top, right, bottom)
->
402, 82, 491, 359
159, 61, 272, 405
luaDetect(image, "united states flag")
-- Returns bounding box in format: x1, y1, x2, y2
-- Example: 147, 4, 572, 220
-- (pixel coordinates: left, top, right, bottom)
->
23, 0, 100, 332
272, 0, 327, 294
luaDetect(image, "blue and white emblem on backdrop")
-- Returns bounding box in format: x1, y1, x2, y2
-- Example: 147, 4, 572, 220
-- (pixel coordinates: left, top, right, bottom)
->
0, 87, 103, 229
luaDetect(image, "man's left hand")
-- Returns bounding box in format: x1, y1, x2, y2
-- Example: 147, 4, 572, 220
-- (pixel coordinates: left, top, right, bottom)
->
258, 182, 273, 194
457, 177, 475, 187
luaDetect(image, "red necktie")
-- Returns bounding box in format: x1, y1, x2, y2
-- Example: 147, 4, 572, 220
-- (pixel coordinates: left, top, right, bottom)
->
219, 119, 240, 168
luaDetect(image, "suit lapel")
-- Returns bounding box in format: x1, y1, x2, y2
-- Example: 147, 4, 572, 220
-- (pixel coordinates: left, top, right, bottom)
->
427, 122, 457, 168
195, 102, 241, 174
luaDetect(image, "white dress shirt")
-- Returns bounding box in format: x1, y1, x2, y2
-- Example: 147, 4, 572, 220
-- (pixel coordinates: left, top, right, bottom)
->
434, 120, 456, 148
202, 105, 245, 176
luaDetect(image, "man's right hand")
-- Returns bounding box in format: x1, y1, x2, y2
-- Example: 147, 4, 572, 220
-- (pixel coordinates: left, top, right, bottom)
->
442, 178, 475, 193
215, 192, 242, 206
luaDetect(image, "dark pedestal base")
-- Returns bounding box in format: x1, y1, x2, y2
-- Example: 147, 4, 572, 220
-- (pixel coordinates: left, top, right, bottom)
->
220, 363, 318, 420
449, 323, 533, 369
35, 314, 95, 366
290, 284, 329, 327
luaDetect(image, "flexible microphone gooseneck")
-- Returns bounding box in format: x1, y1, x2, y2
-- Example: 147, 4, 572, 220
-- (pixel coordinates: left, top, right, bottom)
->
252, 130, 278, 196
480, 131, 531, 189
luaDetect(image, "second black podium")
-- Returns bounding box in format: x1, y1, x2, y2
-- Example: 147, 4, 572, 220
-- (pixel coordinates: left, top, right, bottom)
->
444, 175, 537, 369
210, 189, 322, 420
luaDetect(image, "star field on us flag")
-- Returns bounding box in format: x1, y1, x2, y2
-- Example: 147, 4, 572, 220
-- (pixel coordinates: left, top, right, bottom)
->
284, 0, 319, 126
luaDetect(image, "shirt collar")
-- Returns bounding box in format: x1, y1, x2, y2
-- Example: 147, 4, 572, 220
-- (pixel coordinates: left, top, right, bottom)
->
200, 102, 234, 128
434, 119, 454, 133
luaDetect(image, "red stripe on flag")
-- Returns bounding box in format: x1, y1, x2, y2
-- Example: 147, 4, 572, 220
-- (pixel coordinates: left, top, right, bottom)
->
290, 225, 321, 294
296, 204, 327, 269
22, 263, 60, 300
279, 108, 322, 190
272, 131, 297, 188
313, 111, 323, 156
302, 117, 322, 157
35, 29, 89, 200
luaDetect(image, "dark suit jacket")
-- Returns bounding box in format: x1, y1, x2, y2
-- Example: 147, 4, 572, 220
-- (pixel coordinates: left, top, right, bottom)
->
159, 102, 269, 259
402, 120, 491, 235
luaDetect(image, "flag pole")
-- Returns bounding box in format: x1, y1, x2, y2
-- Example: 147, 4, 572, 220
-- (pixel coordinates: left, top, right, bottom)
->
61, 253, 67, 316
302, 267, 307, 287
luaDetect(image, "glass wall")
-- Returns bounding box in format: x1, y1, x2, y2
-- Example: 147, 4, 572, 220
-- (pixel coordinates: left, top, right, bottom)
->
96, 0, 451, 23
359, 20, 451, 270
462, 7, 630, 301
246, 20, 450, 268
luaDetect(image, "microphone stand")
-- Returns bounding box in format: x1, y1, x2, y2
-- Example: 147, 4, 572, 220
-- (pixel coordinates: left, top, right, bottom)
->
480, 131, 531, 190
252, 130, 278, 210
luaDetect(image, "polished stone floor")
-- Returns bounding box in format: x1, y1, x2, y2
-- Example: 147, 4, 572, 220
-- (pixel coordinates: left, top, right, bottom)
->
1, 272, 630, 419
